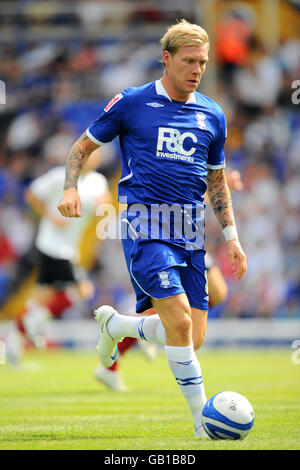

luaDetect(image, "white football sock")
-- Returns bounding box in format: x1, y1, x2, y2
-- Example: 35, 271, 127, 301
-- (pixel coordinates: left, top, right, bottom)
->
107, 313, 166, 344
165, 344, 207, 429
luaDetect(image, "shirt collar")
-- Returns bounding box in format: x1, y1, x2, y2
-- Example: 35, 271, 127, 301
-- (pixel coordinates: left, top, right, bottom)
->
155, 79, 196, 104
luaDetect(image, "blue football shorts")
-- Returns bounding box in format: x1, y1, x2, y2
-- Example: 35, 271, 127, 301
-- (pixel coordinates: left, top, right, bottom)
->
121, 237, 209, 313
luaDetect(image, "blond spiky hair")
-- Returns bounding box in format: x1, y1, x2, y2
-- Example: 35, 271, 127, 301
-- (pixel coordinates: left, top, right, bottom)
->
160, 19, 209, 56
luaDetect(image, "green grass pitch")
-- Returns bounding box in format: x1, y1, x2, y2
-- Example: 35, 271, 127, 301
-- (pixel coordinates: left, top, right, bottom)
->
0, 347, 299, 450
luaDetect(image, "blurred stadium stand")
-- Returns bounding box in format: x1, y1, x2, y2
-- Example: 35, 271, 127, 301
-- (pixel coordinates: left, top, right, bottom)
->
0, 0, 299, 329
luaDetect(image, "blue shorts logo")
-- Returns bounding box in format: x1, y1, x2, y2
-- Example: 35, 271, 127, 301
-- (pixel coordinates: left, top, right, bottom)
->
158, 271, 172, 288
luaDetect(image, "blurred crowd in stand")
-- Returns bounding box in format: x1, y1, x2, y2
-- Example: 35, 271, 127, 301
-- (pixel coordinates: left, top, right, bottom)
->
0, 1, 299, 318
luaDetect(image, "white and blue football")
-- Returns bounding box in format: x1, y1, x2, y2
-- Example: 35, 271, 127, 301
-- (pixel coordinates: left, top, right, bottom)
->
202, 391, 254, 440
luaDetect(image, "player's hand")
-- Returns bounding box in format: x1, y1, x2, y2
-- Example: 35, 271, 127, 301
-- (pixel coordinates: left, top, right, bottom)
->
226, 170, 243, 191
226, 239, 247, 281
57, 188, 82, 218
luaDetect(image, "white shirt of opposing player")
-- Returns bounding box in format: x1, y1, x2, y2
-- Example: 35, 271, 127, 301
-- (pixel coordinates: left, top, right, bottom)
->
30, 166, 108, 261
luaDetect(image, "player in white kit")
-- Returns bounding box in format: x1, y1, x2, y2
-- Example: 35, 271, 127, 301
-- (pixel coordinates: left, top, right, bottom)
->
18, 151, 110, 348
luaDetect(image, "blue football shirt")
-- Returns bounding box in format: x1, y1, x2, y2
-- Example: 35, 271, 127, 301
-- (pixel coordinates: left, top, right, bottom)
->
87, 79, 226, 205
87, 80, 226, 247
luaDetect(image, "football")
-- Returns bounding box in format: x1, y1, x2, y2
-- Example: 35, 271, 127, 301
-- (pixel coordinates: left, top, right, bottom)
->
202, 391, 255, 440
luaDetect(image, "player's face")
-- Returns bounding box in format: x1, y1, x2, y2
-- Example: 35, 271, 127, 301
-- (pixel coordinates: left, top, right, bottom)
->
163, 44, 209, 101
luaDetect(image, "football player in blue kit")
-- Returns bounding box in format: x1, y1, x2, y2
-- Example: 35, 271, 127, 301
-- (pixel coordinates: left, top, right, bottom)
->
58, 19, 247, 438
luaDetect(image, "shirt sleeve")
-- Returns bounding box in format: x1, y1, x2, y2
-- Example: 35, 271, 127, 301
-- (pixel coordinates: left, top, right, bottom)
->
207, 104, 227, 170
86, 91, 127, 145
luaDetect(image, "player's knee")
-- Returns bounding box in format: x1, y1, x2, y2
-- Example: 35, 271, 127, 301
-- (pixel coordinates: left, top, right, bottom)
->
164, 311, 192, 344
175, 313, 192, 342
153, 294, 192, 343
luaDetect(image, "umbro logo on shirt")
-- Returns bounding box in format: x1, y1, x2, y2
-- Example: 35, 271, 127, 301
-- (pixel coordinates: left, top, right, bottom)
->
146, 102, 165, 108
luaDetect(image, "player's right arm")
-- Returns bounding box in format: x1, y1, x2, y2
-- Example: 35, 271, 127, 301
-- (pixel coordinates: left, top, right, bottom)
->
57, 132, 99, 218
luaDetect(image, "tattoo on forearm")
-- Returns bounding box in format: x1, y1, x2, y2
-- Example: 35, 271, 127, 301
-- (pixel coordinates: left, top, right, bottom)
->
63, 133, 93, 190
206, 169, 235, 229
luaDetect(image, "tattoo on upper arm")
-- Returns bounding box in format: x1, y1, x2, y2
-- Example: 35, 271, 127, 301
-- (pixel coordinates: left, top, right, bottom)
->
206, 168, 235, 228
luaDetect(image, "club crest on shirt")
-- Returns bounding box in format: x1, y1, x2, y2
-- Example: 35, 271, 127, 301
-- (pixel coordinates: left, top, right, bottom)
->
196, 112, 207, 130
104, 93, 123, 112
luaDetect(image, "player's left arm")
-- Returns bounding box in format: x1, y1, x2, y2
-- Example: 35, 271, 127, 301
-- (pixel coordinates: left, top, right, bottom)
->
206, 168, 247, 281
